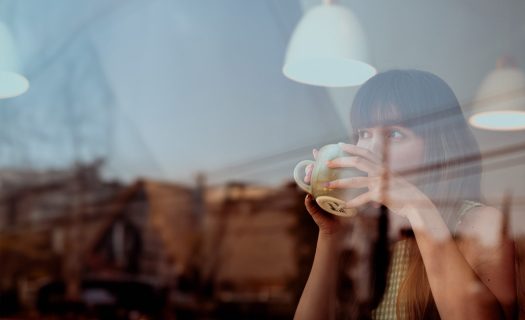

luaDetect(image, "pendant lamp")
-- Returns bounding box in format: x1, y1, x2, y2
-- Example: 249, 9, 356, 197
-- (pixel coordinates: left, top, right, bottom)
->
469, 56, 525, 131
0, 21, 29, 99
282, 0, 375, 87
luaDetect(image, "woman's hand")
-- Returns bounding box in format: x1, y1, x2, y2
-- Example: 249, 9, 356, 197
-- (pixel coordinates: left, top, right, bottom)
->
305, 194, 344, 236
325, 143, 430, 217
302, 148, 345, 236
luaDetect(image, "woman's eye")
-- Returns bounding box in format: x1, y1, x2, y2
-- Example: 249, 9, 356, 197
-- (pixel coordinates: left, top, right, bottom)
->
388, 130, 404, 139
358, 130, 371, 139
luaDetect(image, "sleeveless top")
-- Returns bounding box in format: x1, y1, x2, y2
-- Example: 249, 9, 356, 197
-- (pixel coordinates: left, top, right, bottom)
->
371, 200, 484, 320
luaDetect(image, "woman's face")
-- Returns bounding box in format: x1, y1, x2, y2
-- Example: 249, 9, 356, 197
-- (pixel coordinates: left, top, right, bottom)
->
355, 125, 425, 174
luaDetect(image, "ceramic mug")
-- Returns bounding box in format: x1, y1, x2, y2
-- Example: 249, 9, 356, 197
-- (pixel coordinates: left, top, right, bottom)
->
293, 143, 367, 217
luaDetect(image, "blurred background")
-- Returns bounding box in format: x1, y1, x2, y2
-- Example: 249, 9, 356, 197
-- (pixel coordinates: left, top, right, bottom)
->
0, 0, 524, 319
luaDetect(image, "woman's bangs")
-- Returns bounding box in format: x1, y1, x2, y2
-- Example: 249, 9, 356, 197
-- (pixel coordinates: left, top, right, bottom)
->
350, 99, 404, 131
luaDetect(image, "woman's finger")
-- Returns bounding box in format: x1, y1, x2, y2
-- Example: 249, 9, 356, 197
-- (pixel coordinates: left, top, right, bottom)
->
304, 194, 326, 218
313, 148, 319, 160
325, 177, 370, 189
304, 194, 343, 235
327, 156, 381, 175
339, 143, 381, 164
306, 164, 313, 173
304, 164, 313, 183
345, 192, 373, 208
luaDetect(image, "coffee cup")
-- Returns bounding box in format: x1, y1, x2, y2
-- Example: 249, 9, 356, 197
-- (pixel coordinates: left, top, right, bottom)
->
293, 143, 367, 217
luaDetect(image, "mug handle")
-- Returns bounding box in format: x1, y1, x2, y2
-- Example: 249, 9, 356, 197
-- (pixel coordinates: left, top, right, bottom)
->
293, 160, 314, 194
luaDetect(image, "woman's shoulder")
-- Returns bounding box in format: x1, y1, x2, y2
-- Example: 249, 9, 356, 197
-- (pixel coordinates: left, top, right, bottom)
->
455, 201, 504, 246
457, 200, 484, 217
457, 200, 501, 223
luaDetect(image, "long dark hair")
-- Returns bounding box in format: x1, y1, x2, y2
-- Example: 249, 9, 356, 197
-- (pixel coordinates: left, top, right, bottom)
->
349, 69, 483, 318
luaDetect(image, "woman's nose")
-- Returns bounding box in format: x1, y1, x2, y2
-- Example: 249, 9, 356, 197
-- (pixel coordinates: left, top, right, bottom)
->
370, 135, 386, 156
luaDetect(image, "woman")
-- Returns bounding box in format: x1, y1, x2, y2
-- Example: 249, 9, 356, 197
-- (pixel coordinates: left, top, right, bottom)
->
294, 70, 516, 319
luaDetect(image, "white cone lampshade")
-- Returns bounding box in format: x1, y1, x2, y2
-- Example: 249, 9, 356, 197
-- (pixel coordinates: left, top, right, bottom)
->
283, 3, 376, 87
469, 61, 525, 131
0, 21, 29, 99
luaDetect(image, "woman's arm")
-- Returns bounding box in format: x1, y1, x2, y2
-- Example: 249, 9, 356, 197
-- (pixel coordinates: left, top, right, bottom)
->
403, 199, 516, 319
294, 195, 345, 320
327, 143, 516, 319
455, 205, 516, 319
294, 232, 341, 320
